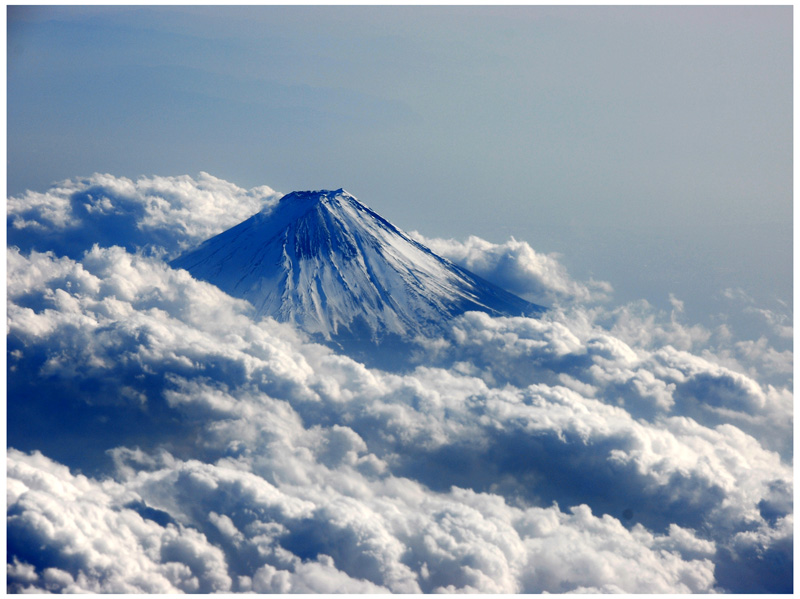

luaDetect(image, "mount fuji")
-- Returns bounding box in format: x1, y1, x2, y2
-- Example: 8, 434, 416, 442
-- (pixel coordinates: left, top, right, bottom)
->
171, 189, 545, 355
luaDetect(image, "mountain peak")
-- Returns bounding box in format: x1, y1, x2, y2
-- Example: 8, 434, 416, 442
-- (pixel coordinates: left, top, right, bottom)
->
255, 188, 363, 231
277, 188, 352, 206
171, 190, 545, 349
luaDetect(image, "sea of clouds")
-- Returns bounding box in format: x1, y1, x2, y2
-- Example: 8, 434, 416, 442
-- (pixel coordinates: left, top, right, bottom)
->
6, 173, 793, 593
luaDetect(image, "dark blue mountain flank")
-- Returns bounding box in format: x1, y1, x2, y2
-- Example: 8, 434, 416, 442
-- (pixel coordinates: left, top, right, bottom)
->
171, 189, 545, 342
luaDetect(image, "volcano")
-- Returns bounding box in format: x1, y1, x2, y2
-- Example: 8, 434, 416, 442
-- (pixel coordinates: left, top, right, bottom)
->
171, 189, 545, 347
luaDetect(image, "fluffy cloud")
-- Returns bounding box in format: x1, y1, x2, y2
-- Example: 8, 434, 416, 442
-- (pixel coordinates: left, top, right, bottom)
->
404, 309, 792, 459
8, 446, 720, 594
7, 449, 233, 593
409, 232, 613, 305
6, 174, 793, 593
7, 172, 281, 259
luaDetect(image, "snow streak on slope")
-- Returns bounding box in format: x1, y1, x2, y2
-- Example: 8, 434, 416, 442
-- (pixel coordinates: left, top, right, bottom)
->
171, 189, 544, 340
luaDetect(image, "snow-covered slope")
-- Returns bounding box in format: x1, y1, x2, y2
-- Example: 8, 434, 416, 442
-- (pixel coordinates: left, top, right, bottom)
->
171, 189, 544, 342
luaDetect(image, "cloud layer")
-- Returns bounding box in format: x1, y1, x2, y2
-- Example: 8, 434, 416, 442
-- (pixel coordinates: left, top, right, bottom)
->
6, 174, 793, 593
7, 171, 281, 259
409, 232, 613, 305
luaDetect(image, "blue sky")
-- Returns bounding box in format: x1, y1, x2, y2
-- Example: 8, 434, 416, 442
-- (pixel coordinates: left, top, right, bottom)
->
7, 5, 792, 335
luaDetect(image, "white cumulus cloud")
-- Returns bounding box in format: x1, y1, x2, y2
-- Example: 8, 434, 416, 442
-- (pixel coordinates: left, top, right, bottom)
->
409, 232, 613, 305
6, 174, 793, 594
7, 172, 281, 259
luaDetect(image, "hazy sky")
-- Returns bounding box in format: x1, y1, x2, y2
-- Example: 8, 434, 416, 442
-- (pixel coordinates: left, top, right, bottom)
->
7, 5, 792, 330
